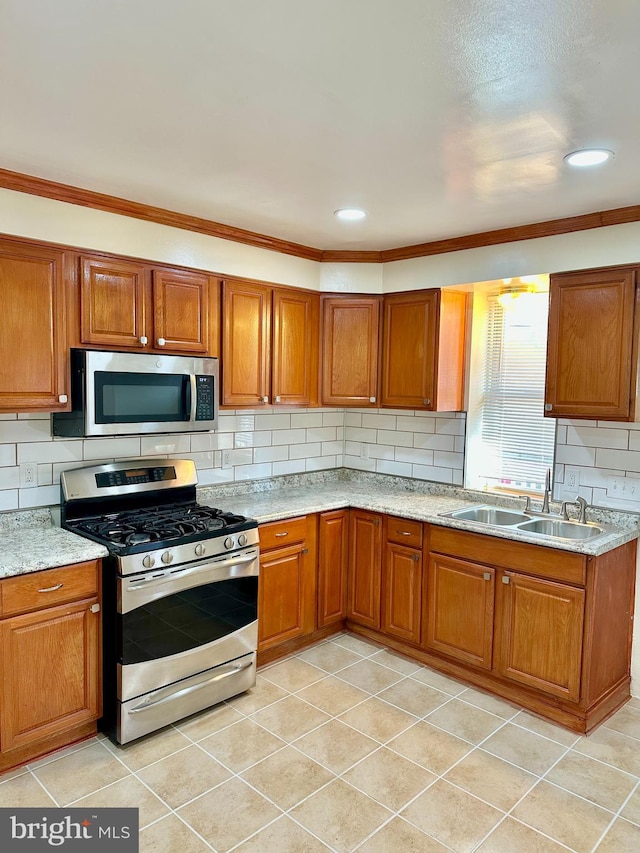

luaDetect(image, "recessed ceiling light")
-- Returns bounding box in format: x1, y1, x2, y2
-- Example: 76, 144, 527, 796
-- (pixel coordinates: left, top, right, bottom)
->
564, 149, 613, 167
334, 208, 366, 221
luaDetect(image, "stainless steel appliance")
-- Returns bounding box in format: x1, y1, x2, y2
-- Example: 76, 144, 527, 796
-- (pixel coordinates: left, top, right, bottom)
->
60, 459, 258, 744
52, 349, 219, 437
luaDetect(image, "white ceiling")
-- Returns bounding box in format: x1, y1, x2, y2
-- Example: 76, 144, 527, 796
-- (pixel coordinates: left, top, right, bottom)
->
1, 0, 639, 252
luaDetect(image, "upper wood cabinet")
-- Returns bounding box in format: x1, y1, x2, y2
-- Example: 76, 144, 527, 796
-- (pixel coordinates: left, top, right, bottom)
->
544, 267, 638, 420
381, 289, 467, 411
321, 296, 381, 406
0, 238, 69, 412
222, 278, 319, 408
79, 255, 218, 356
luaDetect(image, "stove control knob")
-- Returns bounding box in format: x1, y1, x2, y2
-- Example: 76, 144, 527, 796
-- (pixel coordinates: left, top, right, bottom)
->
224, 536, 234, 550
142, 555, 155, 569
161, 551, 174, 565
238, 533, 248, 547
194, 543, 206, 557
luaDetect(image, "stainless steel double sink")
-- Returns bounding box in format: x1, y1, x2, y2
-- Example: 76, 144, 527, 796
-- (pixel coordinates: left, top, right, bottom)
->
439, 504, 605, 541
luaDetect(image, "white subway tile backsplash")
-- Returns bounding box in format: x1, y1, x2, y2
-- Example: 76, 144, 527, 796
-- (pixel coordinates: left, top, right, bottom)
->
253, 445, 289, 463
0, 445, 16, 466
306, 427, 338, 442
191, 432, 234, 452
218, 414, 257, 432
321, 440, 343, 456
38, 464, 53, 486
435, 417, 465, 435
376, 430, 413, 447
18, 440, 84, 464
343, 455, 376, 472
19, 484, 60, 508
397, 416, 435, 434
289, 442, 322, 460
140, 435, 192, 456
567, 426, 629, 449
234, 431, 272, 448
362, 413, 397, 430
413, 433, 455, 451
433, 450, 465, 470
628, 432, 640, 451
273, 459, 306, 476
0, 490, 18, 510
595, 447, 640, 473
321, 412, 343, 427
227, 448, 253, 467
0, 420, 50, 443
368, 444, 395, 461
83, 437, 141, 460
234, 462, 272, 481
555, 443, 597, 466
412, 464, 453, 483
345, 413, 363, 427
395, 447, 434, 466
254, 413, 289, 430
306, 456, 336, 472
291, 412, 324, 429
376, 460, 412, 477
271, 428, 307, 446
0, 467, 19, 488
344, 427, 377, 443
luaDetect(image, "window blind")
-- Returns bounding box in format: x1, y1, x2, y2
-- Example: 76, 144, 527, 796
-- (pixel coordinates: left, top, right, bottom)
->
477, 291, 555, 493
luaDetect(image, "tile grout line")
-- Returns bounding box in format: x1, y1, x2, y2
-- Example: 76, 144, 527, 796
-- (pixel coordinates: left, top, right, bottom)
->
589, 776, 640, 852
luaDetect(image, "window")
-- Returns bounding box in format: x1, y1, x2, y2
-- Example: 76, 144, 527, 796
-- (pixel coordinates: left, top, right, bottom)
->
466, 284, 555, 494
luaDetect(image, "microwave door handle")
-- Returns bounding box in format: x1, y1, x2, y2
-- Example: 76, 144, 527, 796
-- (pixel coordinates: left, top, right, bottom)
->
188, 374, 197, 422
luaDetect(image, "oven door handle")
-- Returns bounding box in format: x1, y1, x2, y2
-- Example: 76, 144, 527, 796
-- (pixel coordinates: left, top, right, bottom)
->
127, 657, 254, 715
126, 550, 258, 591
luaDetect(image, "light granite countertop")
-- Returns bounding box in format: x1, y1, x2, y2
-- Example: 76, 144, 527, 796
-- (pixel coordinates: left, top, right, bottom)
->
0, 510, 108, 579
198, 476, 639, 558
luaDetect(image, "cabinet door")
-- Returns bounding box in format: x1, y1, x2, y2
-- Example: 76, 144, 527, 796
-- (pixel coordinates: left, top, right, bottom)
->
425, 554, 495, 669
222, 280, 271, 406
0, 239, 68, 412
545, 268, 637, 419
496, 572, 584, 701
381, 290, 438, 409
272, 288, 319, 406
381, 542, 422, 644
153, 268, 210, 353
0, 599, 100, 752
321, 296, 380, 406
80, 256, 148, 349
318, 510, 349, 628
258, 543, 315, 651
347, 510, 382, 629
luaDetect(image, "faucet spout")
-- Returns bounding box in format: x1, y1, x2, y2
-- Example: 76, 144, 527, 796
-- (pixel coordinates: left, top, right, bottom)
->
541, 468, 551, 514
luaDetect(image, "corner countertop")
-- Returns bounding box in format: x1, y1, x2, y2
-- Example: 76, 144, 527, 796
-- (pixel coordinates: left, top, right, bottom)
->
198, 480, 639, 558
0, 509, 108, 579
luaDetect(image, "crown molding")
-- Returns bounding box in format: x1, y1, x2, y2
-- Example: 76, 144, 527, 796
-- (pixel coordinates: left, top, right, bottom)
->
2, 167, 640, 264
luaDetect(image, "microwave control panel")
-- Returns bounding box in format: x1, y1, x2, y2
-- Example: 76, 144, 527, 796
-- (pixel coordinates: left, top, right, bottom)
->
195, 375, 215, 421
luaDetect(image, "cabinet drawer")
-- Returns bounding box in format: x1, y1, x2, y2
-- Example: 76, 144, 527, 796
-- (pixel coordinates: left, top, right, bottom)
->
430, 526, 586, 586
1, 561, 100, 617
259, 517, 307, 552
386, 516, 423, 549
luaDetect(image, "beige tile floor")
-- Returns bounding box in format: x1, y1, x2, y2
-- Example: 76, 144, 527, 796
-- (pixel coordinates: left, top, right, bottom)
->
2, 632, 640, 852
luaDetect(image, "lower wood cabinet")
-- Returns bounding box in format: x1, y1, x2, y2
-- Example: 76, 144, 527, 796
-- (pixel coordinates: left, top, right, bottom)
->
347, 510, 382, 629
317, 510, 349, 628
381, 516, 424, 645
258, 516, 316, 652
425, 553, 495, 669
0, 560, 101, 771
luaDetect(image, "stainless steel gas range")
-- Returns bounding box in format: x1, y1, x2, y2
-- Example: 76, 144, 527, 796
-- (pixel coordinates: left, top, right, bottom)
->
60, 458, 259, 744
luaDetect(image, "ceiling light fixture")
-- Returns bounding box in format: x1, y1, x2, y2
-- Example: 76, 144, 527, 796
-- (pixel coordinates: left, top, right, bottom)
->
334, 208, 366, 221
564, 148, 613, 167
497, 283, 537, 308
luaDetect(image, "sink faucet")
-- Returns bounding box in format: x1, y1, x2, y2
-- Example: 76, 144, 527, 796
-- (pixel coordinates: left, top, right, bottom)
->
541, 468, 552, 514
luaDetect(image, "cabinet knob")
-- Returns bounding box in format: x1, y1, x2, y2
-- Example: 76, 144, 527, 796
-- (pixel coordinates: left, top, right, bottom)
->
139, 336, 148, 346
369, 396, 376, 403
424, 398, 431, 406
412, 554, 420, 562
157, 337, 166, 347
502, 576, 511, 584
261, 396, 269, 403
483, 572, 491, 581
90, 603, 100, 614
544, 403, 552, 411
58, 394, 68, 404
275, 395, 281, 403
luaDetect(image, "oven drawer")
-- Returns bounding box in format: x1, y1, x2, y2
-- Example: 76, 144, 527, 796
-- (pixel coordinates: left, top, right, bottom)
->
259, 516, 307, 551
1, 560, 100, 617
118, 651, 256, 743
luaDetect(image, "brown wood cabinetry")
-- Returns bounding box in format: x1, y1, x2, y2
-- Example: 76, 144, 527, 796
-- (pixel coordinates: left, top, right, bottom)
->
347, 509, 382, 628
381, 289, 467, 410
321, 296, 381, 406
381, 516, 423, 645
222, 279, 319, 407
545, 267, 639, 420
425, 553, 494, 669
0, 560, 101, 771
258, 516, 317, 652
0, 237, 69, 412
79, 255, 218, 355
317, 510, 349, 628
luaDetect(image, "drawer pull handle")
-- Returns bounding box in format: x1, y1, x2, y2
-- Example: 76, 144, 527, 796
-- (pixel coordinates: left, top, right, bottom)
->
397, 530, 411, 536
38, 583, 63, 593
275, 532, 288, 538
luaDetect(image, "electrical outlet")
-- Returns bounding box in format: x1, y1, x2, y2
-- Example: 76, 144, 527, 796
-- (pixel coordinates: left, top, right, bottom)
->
566, 469, 577, 490
222, 450, 232, 468
20, 462, 37, 488
560, 466, 580, 498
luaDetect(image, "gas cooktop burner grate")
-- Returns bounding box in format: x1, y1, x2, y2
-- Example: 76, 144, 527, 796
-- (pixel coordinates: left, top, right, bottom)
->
67, 502, 251, 549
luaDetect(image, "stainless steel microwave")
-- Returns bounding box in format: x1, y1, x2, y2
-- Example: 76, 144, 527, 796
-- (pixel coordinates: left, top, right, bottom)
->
51, 349, 219, 437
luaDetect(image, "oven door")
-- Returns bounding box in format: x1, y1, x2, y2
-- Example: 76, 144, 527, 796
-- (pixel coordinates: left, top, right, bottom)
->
117, 548, 259, 703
